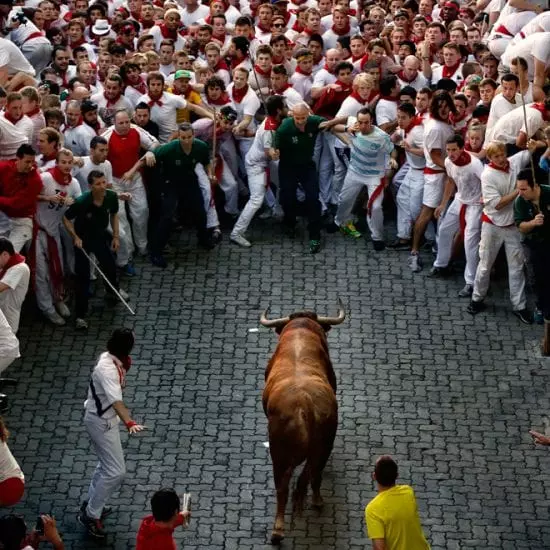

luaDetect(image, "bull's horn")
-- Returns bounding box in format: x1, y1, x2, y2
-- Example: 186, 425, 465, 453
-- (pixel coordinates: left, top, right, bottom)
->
259, 307, 290, 328
317, 298, 346, 325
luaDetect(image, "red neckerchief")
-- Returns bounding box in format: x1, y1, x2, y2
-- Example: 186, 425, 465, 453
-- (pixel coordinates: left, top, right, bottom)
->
214, 59, 230, 71
351, 53, 364, 62
323, 63, 334, 74
86, 120, 101, 134
273, 83, 292, 94
129, 78, 148, 95
122, 355, 132, 372
148, 94, 163, 107
209, 92, 231, 105
40, 152, 57, 164
489, 161, 510, 173
452, 151, 471, 167
204, 14, 212, 24
302, 27, 316, 36
3, 112, 21, 125
350, 90, 367, 104
531, 102, 550, 122
404, 115, 423, 136
26, 106, 42, 118
295, 66, 312, 76
334, 79, 352, 92
349, 8, 356, 15
359, 54, 370, 71
272, 55, 285, 64
141, 19, 154, 29
0, 253, 25, 280
213, 31, 226, 43
254, 64, 271, 77
231, 84, 249, 103
264, 116, 280, 131
292, 20, 304, 32
398, 69, 417, 83
48, 165, 72, 186
104, 93, 122, 108
116, 36, 135, 52
69, 37, 86, 48
159, 22, 177, 41
412, 33, 423, 43
451, 111, 468, 123
230, 56, 245, 70
257, 22, 271, 33
379, 95, 399, 102
331, 19, 351, 36
465, 141, 482, 153
442, 60, 461, 78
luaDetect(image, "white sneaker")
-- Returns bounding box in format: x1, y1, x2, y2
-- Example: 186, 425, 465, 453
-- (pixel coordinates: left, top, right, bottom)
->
408, 253, 422, 273
45, 310, 65, 326
230, 233, 252, 248
258, 208, 272, 220
55, 301, 71, 318
119, 289, 130, 301
75, 317, 88, 330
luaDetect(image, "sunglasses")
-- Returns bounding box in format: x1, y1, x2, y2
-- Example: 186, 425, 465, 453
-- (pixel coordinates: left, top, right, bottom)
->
273, 23, 285, 28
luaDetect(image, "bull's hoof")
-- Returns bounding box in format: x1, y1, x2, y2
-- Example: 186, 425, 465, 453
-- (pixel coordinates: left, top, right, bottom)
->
311, 495, 324, 510
271, 531, 285, 545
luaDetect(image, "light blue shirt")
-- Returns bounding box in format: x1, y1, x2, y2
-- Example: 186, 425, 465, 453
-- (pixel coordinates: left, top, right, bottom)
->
349, 126, 394, 177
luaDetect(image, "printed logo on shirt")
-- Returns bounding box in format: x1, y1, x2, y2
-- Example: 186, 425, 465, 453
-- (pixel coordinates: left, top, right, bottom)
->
292, 136, 299, 144
176, 160, 181, 166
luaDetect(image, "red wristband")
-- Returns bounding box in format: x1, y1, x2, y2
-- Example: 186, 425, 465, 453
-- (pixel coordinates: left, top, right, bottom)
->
126, 420, 137, 430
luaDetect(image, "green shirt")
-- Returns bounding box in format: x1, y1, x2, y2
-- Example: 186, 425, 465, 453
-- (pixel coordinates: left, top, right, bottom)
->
65, 189, 118, 243
153, 138, 210, 184
514, 184, 550, 244
273, 115, 326, 165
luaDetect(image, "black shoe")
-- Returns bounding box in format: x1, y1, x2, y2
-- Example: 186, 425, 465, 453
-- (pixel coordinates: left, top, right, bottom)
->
0, 378, 17, 388
467, 300, 486, 315
81, 501, 113, 520
513, 309, 533, 325
309, 239, 321, 253
150, 254, 167, 268
0, 394, 7, 413
372, 240, 385, 251
458, 284, 473, 298
210, 228, 222, 245
387, 239, 410, 250
427, 266, 451, 278
78, 510, 106, 539
325, 222, 339, 234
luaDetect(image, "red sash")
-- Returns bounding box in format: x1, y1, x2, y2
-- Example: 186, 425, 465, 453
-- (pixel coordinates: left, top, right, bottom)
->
367, 178, 385, 217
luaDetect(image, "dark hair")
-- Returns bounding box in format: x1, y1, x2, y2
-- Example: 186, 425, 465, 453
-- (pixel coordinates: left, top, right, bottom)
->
235, 15, 253, 27
53, 44, 68, 60
335, 61, 354, 75
16, 144, 36, 158
397, 101, 416, 117
436, 78, 457, 92
205, 76, 226, 92
471, 104, 489, 119
501, 73, 519, 86
0, 238, 15, 256
399, 40, 416, 55
108, 43, 126, 56
266, 94, 286, 117
430, 90, 456, 120
231, 35, 250, 56
107, 328, 135, 359
271, 64, 288, 76
359, 19, 375, 32
307, 34, 324, 48
135, 102, 151, 112
0, 514, 26, 550
90, 136, 108, 149
88, 2, 107, 16
178, 122, 194, 133
374, 455, 398, 487
454, 92, 468, 106
87, 169, 106, 186
517, 168, 535, 188
0, 86, 5, 99
151, 488, 181, 522
336, 35, 351, 50
447, 133, 464, 148
399, 85, 417, 100
379, 75, 398, 97
479, 78, 498, 90
357, 106, 374, 119
417, 86, 432, 97
510, 56, 528, 70
220, 105, 238, 121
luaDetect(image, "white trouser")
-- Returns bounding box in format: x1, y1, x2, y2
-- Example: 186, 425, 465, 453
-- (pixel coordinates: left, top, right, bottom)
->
232, 163, 268, 236
472, 221, 526, 309
34, 230, 64, 316
2, 218, 33, 252
335, 170, 385, 242
396, 167, 424, 240
0, 309, 19, 374
112, 175, 149, 259
264, 161, 280, 209
332, 146, 350, 205
84, 412, 126, 520
21, 40, 53, 74
434, 200, 482, 285
488, 36, 511, 59
391, 162, 409, 200
217, 156, 239, 215
195, 164, 219, 229
318, 133, 335, 210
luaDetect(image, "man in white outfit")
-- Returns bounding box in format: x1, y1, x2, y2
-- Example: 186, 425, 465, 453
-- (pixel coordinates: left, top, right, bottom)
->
468, 141, 533, 323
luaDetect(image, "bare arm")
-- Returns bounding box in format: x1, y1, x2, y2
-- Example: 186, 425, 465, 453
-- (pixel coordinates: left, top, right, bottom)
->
495, 189, 519, 210
435, 177, 456, 219
430, 149, 446, 170
379, 120, 398, 134
188, 102, 215, 120
63, 216, 82, 248
372, 540, 387, 550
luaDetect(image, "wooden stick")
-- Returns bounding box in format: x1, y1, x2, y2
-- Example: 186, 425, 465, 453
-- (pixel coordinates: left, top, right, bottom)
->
543, 320, 550, 356
517, 57, 538, 184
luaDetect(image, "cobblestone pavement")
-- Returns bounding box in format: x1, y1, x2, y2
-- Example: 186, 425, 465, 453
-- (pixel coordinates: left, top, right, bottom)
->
5, 218, 550, 550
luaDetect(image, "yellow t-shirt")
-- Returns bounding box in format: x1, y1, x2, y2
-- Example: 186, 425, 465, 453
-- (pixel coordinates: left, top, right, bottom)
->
167, 89, 202, 124
365, 485, 430, 550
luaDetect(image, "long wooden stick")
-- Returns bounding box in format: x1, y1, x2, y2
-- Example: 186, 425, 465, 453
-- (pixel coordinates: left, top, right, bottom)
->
517, 57, 538, 183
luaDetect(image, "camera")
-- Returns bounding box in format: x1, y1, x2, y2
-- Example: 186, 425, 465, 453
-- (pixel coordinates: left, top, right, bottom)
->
35, 516, 44, 535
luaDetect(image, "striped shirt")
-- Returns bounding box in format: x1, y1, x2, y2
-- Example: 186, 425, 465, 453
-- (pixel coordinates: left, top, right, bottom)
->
349, 126, 394, 177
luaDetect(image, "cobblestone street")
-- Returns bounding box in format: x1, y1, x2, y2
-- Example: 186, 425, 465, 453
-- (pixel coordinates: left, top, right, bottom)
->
5, 219, 550, 550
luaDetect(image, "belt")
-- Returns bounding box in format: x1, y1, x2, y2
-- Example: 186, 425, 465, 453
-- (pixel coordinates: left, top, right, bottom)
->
22, 31, 45, 44
481, 212, 514, 227
424, 167, 445, 175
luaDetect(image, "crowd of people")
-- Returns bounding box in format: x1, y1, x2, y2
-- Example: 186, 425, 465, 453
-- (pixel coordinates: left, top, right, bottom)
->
0, 0, 548, 544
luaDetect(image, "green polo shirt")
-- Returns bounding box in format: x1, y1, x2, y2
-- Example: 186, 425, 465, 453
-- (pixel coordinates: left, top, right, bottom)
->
273, 115, 326, 165
153, 138, 210, 184
514, 185, 550, 244
65, 189, 118, 243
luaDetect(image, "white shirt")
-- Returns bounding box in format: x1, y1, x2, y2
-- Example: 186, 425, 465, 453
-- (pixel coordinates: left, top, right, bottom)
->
179, 4, 210, 26
74, 157, 113, 193
312, 68, 337, 92
6, 9, 50, 48
63, 124, 96, 156
423, 118, 454, 171
289, 72, 313, 104
1, 114, 33, 145
485, 94, 521, 143
0, 37, 35, 77
0, 307, 19, 369
0, 439, 23, 484
84, 351, 125, 419
501, 32, 550, 79
148, 25, 186, 51
227, 84, 261, 138
481, 151, 529, 226
375, 99, 398, 128
321, 28, 350, 51
335, 96, 365, 149
512, 10, 550, 44
90, 92, 134, 127
490, 10, 536, 40
488, 103, 543, 145
0, 118, 28, 161
403, 124, 426, 169
431, 63, 464, 86
137, 91, 187, 143
275, 86, 304, 110
245, 117, 276, 168
445, 154, 483, 205
0, 262, 30, 333
397, 72, 429, 92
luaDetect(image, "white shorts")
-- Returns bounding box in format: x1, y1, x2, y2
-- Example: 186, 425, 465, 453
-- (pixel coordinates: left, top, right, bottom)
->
422, 172, 446, 209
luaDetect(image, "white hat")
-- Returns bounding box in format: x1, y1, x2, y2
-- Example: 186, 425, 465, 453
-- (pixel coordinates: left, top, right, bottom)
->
92, 19, 111, 35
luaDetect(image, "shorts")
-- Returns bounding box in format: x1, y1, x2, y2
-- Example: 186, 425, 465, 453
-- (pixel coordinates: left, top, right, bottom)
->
422, 172, 446, 209
0, 476, 25, 506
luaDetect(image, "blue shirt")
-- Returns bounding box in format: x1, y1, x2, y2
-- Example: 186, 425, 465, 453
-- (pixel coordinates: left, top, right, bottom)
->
349, 126, 394, 177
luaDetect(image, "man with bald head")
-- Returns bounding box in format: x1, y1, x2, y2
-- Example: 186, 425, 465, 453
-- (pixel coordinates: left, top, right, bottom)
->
397, 55, 429, 91
63, 101, 96, 156
270, 103, 330, 254
311, 49, 341, 100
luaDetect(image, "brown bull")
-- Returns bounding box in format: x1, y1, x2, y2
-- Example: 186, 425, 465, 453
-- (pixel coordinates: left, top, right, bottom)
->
260, 300, 345, 545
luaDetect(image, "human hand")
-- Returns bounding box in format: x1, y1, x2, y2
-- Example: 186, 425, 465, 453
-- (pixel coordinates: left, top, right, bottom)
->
434, 204, 444, 219
144, 151, 156, 167
118, 192, 132, 202
128, 423, 146, 434
533, 213, 545, 226
73, 157, 85, 168
121, 171, 134, 184
269, 148, 280, 161
42, 515, 63, 547
63, 196, 74, 207
209, 173, 218, 185
181, 510, 191, 527
529, 430, 550, 445
111, 236, 120, 252
527, 139, 538, 153
49, 195, 63, 204
74, 236, 83, 249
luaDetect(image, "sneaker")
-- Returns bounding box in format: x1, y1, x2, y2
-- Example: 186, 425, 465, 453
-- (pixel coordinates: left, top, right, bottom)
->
75, 318, 89, 330
80, 501, 113, 520
458, 284, 473, 298
340, 222, 362, 238
258, 207, 273, 220
121, 263, 136, 277
150, 254, 167, 268
534, 308, 544, 325
422, 239, 435, 252
55, 301, 71, 318
408, 253, 422, 273
45, 310, 65, 326
387, 239, 410, 250
77, 510, 106, 539
372, 240, 385, 251
513, 308, 533, 325
467, 300, 486, 315
427, 266, 451, 278
309, 239, 321, 254
230, 233, 252, 248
